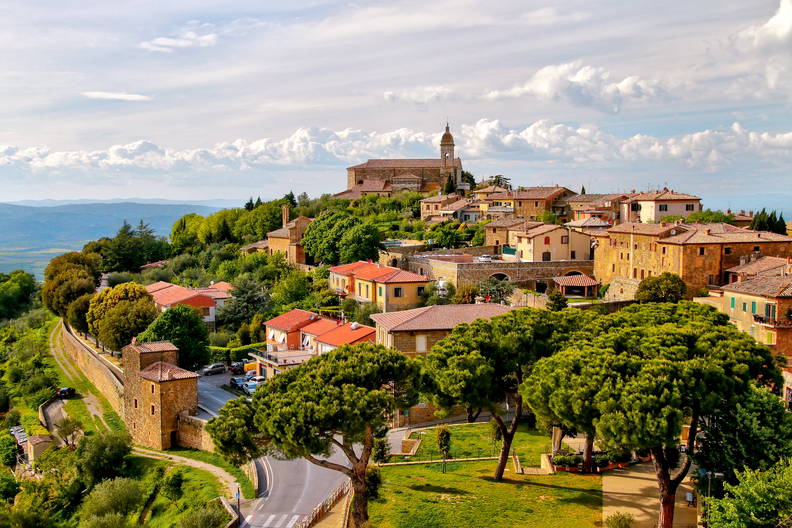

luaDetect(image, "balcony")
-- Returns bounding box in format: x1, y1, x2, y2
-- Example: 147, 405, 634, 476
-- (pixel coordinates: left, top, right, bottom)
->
752, 314, 792, 328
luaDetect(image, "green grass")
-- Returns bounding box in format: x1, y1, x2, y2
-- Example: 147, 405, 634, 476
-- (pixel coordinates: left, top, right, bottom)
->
370, 460, 602, 528
166, 447, 255, 499
125, 456, 226, 528
398, 423, 553, 466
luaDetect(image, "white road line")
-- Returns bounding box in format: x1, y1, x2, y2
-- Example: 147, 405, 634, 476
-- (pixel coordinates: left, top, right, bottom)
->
274, 514, 288, 527
286, 514, 301, 527
245, 515, 253, 523
263, 514, 276, 527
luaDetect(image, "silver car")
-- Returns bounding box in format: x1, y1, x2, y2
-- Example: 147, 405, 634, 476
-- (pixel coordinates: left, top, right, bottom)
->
201, 362, 226, 376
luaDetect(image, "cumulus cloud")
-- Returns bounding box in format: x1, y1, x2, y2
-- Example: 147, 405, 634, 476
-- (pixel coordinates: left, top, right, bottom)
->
383, 86, 455, 106
81, 91, 152, 101
483, 61, 672, 113
2, 120, 792, 176
731, 0, 792, 92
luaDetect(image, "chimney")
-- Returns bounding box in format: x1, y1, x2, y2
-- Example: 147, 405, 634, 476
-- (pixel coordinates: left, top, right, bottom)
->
131, 337, 137, 345
281, 204, 290, 228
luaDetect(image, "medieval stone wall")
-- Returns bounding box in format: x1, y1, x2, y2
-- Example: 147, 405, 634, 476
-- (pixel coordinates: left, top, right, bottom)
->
177, 412, 215, 452
60, 326, 124, 414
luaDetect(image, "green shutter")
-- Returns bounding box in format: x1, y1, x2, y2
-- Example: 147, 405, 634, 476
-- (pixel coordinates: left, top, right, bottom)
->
730, 297, 735, 309
751, 301, 756, 314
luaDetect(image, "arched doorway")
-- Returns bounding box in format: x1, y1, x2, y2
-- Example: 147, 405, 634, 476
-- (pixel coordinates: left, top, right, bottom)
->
490, 272, 510, 281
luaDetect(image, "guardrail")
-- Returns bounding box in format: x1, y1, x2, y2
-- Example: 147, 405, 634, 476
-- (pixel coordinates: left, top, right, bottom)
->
294, 479, 352, 528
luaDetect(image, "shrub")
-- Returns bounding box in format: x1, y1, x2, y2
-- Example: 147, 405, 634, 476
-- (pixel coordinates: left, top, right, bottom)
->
177, 501, 230, 528
553, 454, 583, 467
593, 454, 610, 468
80, 477, 141, 518
605, 512, 634, 528
372, 437, 389, 465
0, 472, 19, 501
366, 467, 382, 499
209, 332, 233, 348
608, 448, 633, 464
4, 410, 20, 427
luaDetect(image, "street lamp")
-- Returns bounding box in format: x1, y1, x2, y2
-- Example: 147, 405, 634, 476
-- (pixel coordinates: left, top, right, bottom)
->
706, 471, 725, 498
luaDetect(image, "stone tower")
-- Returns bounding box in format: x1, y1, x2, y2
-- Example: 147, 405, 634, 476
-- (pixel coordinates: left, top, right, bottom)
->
440, 123, 455, 166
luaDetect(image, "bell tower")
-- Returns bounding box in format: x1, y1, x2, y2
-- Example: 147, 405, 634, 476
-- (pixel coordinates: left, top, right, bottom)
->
440, 123, 455, 166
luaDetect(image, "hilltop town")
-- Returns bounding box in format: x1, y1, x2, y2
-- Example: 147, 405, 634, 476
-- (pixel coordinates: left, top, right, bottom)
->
0, 122, 787, 528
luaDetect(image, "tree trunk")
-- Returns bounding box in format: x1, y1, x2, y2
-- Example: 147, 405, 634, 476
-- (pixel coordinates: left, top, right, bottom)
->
582, 433, 594, 473
350, 472, 369, 528
466, 407, 481, 423
551, 426, 566, 455
493, 394, 523, 480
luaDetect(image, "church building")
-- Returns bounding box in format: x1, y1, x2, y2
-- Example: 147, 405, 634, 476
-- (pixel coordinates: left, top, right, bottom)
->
335, 124, 464, 199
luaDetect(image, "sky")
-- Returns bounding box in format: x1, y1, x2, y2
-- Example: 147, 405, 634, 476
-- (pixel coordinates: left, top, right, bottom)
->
1, 0, 791, 208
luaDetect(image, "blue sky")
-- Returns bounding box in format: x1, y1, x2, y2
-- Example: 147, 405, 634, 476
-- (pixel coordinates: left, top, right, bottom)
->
1, 0, 791, 208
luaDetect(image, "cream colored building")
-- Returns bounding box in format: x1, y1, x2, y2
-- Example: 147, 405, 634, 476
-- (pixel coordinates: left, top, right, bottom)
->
513, 225, 592, 262
620, 189, 702, 223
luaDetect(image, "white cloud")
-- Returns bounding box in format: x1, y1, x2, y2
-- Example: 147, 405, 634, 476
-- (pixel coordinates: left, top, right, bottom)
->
139, 21, 219, 52
3, 120, 792, 176
81, 91, 152, 101
483, 61, 672, 113
383, 86, 455, 106
730, 0, 792, 92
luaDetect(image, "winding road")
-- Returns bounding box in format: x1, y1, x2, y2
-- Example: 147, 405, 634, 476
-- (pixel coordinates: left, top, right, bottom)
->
198, 375, 348, 528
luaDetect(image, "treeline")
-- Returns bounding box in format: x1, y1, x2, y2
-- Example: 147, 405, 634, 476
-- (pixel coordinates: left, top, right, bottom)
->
0, 271, 35, 321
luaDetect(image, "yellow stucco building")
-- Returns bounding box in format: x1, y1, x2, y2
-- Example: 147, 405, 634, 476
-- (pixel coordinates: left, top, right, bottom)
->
328, 261, 431, 312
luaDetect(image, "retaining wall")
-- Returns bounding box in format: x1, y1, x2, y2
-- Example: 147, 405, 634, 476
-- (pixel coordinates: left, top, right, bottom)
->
60, 325, 124, 415
177, 411, 215, 452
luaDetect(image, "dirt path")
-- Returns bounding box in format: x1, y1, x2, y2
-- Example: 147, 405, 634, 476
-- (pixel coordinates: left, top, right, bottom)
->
132, 446, 237, 497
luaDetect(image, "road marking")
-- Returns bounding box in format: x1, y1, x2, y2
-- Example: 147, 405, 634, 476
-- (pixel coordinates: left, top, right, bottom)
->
273, 514, 288, 527
263, 514, 276, 527
286, 514, 301, 527
245, 515, 253, 523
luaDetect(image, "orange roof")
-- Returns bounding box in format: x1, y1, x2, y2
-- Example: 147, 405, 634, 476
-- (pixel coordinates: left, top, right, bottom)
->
211, 281, 234, 292
125, 341, 179, 354
552, 274, 600, 287
265, 309, 319, 332
146, 281, 174, 293
314, 322, 375, 347
328, 261, 429, 284
149, 283, 215, 307
300, 318, 340, 336
138, 361, 199, 382
628, 189, 700, 201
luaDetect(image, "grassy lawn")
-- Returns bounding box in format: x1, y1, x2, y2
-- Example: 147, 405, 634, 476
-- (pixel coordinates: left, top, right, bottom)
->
400, 423, 553, 466
126, 456, 226, 528
370, 460, 602, 528
166, 447, 255, 499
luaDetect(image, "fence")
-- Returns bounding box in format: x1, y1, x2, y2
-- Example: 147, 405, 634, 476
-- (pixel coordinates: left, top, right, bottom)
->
293, 479, 352, 528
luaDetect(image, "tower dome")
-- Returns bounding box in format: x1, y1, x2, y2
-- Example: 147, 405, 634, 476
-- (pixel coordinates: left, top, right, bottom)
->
440, 123, 454, 146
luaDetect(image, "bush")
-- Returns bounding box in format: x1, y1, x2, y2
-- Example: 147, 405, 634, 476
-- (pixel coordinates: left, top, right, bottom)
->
4, 410, 20, 427
161, 469, 184, 501
372, 437, 389, 465
593, 454, 610, 468
0, 472, 19, 501
553, 454, 583, 467
209, 332, 233, 348
80, 477, 141, 518
0, 435, 17, 466
177, 501, 230, 528
366, 467, 382, 499
607, 448, 632, 464
605, 512, 634, 528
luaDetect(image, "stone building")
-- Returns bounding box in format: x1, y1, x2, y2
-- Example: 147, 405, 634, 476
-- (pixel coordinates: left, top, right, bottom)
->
593, 222, 792, 300
481, 186, 576, 221
267, 206, 313, 265
619, 189, 702, 223
338, 124, 463, 198
122, 340, 199, 450
559, 193, 632, 223
328, 261, 431, 312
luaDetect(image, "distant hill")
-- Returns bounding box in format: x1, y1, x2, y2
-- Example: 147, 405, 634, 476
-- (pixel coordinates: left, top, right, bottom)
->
0, 202, 222, 277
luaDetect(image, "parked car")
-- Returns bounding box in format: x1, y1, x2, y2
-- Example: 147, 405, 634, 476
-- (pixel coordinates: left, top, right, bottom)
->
229, 362, 245, 374
244, 370, 258, 381
201, 363, 226, 376
229, 377, 246, 390
242, 382, 259, 395
249, 375, 266, 384
58, 387, 75, 399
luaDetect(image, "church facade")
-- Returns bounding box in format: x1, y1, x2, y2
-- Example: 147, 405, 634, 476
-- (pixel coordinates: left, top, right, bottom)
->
336, 124, 464, 199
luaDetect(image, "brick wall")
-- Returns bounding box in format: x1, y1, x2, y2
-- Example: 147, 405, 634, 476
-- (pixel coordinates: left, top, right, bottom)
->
60, 326, 124, 414
177, 412, 215, 452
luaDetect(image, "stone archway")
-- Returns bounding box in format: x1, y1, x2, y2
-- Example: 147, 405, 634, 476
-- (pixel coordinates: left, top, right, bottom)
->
490, 272, 511, 282
390, 258, 399, 267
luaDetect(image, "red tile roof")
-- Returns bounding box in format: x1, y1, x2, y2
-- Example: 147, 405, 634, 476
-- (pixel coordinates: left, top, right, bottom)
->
333, 188, 365, 200
474, 185, 508, 194
300, 318, 340, 336
265, 309, 320, 332
721, 276, 792, 298
138, 361, 199, 382
628, 190, 700, 201
422, 194, 458, 203
515, 224, 563, 239
487, 187, 571, 201
328, 261, 429, 283
370, 304, 515, 332
726, 256, 789, 276
146, 281, 174, 293
552, 274, 600, 287
148, 283, 215, 307
359, 180, 392, 192
348, 158, 462, 169
314, 322, 375, 347
211, 281, 234, 292
126, 341, 179, 354
194, 287, 232, 300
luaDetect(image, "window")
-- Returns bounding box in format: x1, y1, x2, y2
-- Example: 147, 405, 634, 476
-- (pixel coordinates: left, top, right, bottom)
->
640, 270, 645, 279
394, 287, 403, 298
378, 286, 383, 297
561, 235, 569, 244
151, 384, 154, 394
730, 296, 735, 309
151, 405, 155, 416
662, 247, 667, 255
753, 246, 760, 252
685, 204, 695, 211
766, 303, 777, 320
357, 283, 362, 295
571, 250, 576, 259
542, 252, 551, 261
612, 264, 615, 272
724, 247, 732, 255
417, 286, 425, 296
134, 398, 138, 409
365, 284, 369, 297
659, 204, 668, 212
542, 236, 550, 245
534, 201, 539, 207
415, 335, 427, 353
631, 203, 640, 211
742, 302, 747, 312
698, 247, 705, 256
633, 268, 637, 278
751, 301, 756, 314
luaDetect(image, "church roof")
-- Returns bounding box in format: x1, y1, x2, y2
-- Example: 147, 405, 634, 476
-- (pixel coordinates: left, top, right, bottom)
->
348, 158, 462, 170
440, 124, 454, 146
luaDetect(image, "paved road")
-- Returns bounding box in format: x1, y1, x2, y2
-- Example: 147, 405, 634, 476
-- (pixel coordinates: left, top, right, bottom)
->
198, 374, 347, 528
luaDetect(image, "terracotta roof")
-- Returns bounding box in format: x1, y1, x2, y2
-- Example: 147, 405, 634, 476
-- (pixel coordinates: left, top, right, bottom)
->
300, 318, 340, 336
422, 194, 457, 203
565, 217, 611, 228
607, 222, 681, 236
140, 260, 169, 270
721, 276, 792, 298
516, 224, 564, 239
487, 187, 572, 201
560, 193, 624, 204
474, 185, 508, 194
726, 256, 789, 276
146, 281, 174, 293
329, 261, 429, 283
553, 274, 600, 287
370, 304, 515, 332
628, 189, 700, 201
264, 309, 319, 332
241, 240, 268, 251
440, 199, 470, 212
267, 216, 313, 239
486, 217, 530, 228
138, 361, 199, 382
149, 283, 214, 307
359, 180, 392, 192
333, 188, 364, 200
194, 287, 232, 300
661, 223, 792, 244
314, 322, 375, 347
127, 341, 179, 354
440, 124, 454, 146
348, 158, 461, 169
393, 173, 421, 180
211, 281, 234, 292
